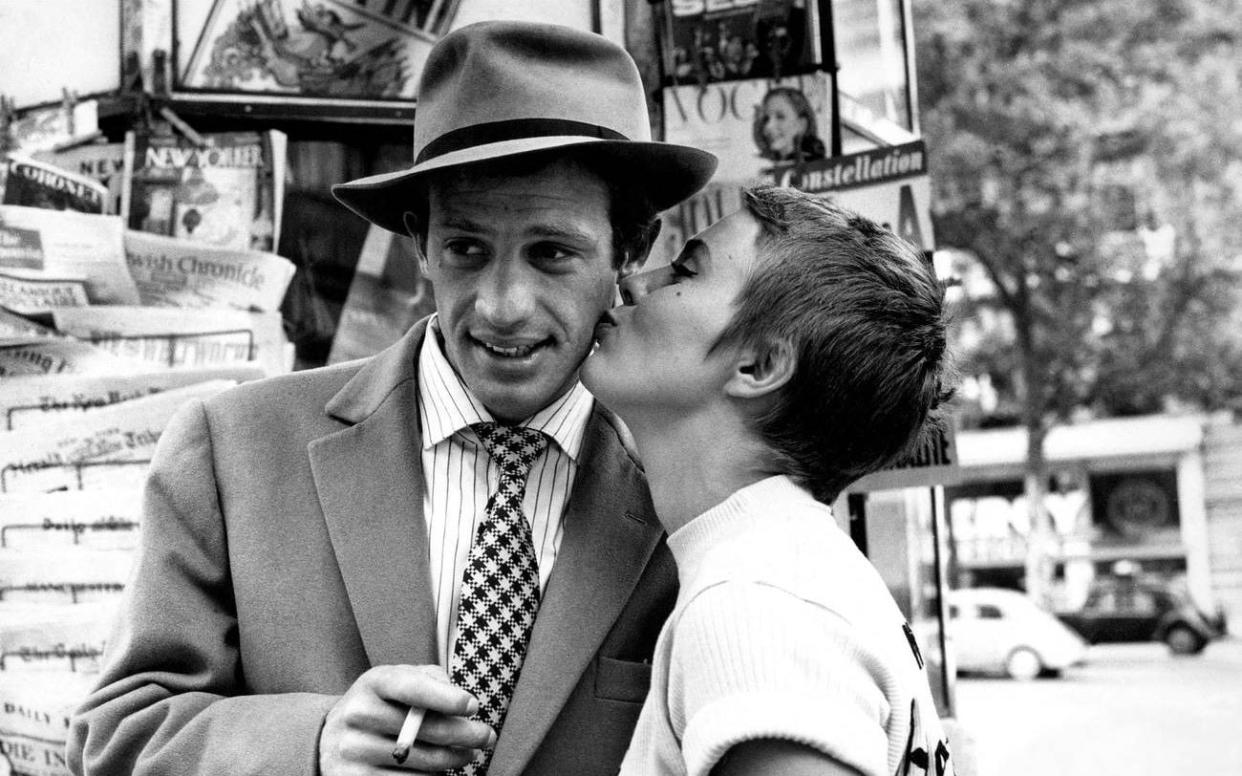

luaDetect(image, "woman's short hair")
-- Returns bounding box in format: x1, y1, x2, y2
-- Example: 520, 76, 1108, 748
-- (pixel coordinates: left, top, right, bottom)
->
716, 186, 952, 502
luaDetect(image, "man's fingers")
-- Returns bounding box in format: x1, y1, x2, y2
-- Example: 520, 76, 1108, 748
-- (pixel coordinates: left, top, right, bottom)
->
415, 711, 496, 749
336, 730, 477, 772
397, 742, 481, 772
372, 665, 478, 717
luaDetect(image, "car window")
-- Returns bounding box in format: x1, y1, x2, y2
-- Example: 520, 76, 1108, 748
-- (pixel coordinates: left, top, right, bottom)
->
977, 604, 1004, 620
1129, 590, 1158, 615
1093, 590, 1120, 614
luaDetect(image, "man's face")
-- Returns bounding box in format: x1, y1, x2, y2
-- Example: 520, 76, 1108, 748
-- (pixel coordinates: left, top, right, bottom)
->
421, 158, 626, 423
583, 209, 762, 416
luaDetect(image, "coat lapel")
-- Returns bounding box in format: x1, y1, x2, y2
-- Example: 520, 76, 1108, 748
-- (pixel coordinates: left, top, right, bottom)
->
489, 407, 662, 775
309, 321, 439, 668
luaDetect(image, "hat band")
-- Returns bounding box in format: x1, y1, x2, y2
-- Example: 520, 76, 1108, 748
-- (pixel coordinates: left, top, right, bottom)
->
416, 118, 629, 164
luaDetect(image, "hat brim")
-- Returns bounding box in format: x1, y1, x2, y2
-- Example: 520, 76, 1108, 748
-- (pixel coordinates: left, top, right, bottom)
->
331, 137, 718, 236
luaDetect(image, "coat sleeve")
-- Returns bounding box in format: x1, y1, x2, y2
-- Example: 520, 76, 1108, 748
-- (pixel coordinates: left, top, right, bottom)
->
66, 399, 340, 776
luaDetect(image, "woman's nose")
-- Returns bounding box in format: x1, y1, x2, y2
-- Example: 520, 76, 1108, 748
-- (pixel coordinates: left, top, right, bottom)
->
618, 264, 675, 305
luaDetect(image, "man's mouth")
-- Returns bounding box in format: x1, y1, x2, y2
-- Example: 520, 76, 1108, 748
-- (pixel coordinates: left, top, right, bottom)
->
472, 335, 550, 359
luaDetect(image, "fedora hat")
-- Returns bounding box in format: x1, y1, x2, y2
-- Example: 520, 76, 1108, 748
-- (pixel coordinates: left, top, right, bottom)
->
332, 21, 717, 235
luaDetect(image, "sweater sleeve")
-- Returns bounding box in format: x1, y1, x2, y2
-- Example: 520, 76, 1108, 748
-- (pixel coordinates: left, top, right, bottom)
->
667, 581, 895, 776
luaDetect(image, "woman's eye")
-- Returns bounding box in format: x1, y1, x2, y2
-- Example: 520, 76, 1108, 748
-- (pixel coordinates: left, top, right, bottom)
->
670, 261, 698, 280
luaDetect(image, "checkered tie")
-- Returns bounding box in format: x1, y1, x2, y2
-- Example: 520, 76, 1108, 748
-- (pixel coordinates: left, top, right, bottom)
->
449, 423, 549, 776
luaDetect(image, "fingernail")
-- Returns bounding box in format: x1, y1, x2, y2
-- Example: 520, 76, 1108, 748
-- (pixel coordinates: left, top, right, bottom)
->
466, 696, 480, 715
487, 729, 498, 748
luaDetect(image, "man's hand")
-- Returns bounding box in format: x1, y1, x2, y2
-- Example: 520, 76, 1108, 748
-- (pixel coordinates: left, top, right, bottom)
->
319, 665, 496, 774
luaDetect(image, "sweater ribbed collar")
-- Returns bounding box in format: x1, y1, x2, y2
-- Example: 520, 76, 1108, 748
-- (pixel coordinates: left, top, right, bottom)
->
666, 474, 819, 587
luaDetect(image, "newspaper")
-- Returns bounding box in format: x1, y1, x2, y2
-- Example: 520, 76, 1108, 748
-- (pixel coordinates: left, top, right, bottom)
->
0, 364, 265, 430
0, 307, 61, 346
662, 0, 816, 85
0, 670, 97, 776
0, 338, 151, 378
0, 489, 142, 551
0, 549, 134, 607
124, 230, 296, 311
1, 155, 109, 214
0, 269, 91, 315
121, 129, 287, 252
0, 601, 119, 674
48, 306, 291, 375
32, 141, 128, 215
0, 205, 141, 309
0, 380, 235, 494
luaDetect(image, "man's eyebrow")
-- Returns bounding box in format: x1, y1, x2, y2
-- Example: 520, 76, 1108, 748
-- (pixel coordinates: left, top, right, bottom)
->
438, 215, 491, 234
527, 224, 598, 244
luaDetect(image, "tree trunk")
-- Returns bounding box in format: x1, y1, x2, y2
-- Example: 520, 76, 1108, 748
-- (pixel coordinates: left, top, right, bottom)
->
1014, 277, 1055, 606
1023, 421, 1054, 607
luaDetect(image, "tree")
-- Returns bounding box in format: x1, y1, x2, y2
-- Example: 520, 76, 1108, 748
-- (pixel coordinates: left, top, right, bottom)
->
914, 0, 1242, 603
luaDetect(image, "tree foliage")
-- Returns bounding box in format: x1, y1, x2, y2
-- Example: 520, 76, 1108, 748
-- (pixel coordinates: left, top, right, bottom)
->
916, 0, 1242, 423
913, 0, 1242, 600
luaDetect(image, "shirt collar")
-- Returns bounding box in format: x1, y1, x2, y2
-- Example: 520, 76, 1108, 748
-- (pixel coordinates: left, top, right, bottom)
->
417, 315, 594, 462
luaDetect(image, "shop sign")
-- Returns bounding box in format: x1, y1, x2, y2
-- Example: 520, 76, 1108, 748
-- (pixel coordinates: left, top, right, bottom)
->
846, 423, 961, 493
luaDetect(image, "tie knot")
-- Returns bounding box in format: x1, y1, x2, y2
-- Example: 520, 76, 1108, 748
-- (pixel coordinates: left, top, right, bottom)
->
471, 423, 550, 479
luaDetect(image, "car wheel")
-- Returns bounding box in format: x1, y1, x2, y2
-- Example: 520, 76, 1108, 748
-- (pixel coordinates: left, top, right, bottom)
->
1006, 647, 1043, 680
1164, 625, 1205, 655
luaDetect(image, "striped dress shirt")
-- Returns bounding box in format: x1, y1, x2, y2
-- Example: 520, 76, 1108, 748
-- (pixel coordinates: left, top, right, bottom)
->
417, 319, 595, 669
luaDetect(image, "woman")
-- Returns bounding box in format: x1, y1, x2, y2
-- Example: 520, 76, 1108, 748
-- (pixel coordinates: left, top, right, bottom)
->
754, 86, 827, 163
583, 186, 955, 776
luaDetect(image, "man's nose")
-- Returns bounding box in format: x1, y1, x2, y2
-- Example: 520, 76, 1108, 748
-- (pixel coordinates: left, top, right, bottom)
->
618, 264, 675, 305
475, 258, 536, 326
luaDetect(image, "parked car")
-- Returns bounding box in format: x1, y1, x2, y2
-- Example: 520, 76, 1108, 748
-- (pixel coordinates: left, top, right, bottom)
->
948, 587, 1088, 680
1055, 576, 1227, 655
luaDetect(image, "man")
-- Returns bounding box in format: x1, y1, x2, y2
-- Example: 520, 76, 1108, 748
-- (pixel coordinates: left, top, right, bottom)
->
67, 21, 715, 776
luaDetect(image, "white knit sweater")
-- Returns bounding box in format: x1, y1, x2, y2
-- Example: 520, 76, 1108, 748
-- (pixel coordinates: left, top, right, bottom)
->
619, 475, 954, 776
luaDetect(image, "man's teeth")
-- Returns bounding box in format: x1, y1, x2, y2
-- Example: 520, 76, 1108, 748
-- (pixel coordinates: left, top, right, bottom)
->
482, 341, 536, 357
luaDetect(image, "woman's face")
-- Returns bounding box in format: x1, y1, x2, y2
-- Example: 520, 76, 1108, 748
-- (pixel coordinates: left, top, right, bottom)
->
761, 93, 807, 159
582, 210, 762, 418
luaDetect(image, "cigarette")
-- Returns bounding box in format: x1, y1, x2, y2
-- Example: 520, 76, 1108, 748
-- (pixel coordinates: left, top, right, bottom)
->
391, 706, 427, 765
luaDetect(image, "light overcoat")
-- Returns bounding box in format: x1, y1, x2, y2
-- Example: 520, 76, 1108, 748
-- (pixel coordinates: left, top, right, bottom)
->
68, 318, 675, 776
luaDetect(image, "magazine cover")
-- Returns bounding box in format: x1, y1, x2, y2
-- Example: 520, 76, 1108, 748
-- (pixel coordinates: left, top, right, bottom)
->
662, 0, 817, 85
121, 130, 286, 253
655, 73, 832, 264
1, 156, 109, 214
32, 142, 127, 215
179, 0, 462, 100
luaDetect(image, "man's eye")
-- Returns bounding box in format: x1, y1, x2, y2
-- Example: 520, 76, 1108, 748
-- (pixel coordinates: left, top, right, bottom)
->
442, 240, 487, 260
530, 243, 576, 263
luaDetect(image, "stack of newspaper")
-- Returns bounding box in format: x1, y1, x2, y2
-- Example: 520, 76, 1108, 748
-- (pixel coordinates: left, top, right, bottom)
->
0, 120, 294, 776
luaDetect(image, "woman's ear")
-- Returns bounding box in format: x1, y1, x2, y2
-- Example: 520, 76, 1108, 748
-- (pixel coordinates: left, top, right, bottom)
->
725, 338, 795, 400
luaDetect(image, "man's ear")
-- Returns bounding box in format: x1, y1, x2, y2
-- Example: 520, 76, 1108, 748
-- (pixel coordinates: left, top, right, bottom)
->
402, 211, 430, 272
619, 218, 663, 279
725, 338, 795, 400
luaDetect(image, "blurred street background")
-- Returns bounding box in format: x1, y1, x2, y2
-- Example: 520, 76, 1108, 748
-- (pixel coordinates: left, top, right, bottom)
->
955, 638, 1242, 776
